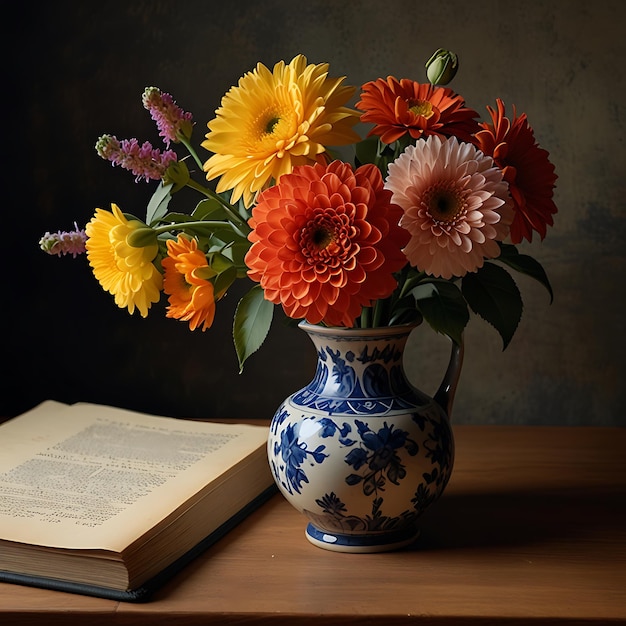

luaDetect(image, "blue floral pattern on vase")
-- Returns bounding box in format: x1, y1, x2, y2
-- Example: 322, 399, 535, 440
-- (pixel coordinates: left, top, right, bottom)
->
344, 420, 418, 496
271, 418, 328, 495
267, 322, 461, 552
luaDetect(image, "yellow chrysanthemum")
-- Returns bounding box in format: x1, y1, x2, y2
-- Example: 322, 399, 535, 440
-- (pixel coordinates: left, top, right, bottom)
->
202, 54, 361, 208
85, 203, 163, 317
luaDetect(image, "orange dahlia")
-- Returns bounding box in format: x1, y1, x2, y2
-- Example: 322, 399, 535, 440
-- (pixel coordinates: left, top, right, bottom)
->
385, 135, 514, 280
473, 99, 558, 243
162, 235, 218, 331
245, 160, 410, 327
356, 77, 480, 144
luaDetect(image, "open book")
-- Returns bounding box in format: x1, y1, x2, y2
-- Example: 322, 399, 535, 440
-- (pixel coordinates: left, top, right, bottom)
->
0, 401, 276, 601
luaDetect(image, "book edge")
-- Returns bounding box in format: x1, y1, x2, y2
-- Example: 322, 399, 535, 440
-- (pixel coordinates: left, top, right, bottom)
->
0, 484, 277, 603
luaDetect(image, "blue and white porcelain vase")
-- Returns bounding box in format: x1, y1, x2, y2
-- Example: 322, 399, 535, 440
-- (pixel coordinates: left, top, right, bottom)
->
268, 321, 464, 553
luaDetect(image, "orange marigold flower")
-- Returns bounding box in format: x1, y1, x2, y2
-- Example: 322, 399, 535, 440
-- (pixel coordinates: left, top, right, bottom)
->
356, 77, 480, 144
162, 235, 218, 331
473, 99, 558, 243
245, 160, 410, 327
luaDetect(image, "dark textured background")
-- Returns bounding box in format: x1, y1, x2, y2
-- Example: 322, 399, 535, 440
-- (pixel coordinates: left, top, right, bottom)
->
4, 0, 625, 425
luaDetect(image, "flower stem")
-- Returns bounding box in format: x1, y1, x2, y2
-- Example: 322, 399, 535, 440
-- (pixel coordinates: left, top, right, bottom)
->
360, 307, 372, 328
179, 136, 204, 170
151, 220, 240, 234
184, 179, 250, 233
175, 136, 250, 233
398, 269, 427, 299
372, 297, 388, 327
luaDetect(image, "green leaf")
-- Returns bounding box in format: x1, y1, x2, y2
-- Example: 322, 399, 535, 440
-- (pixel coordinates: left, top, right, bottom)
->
159, 211, 201, 223
229, 241, 252, 268
355, 136, 380, 166
146, 183, 173, 225
462, 263, 522, 349
409, 280, 469, 346
192, 198, 231, 221
354, 137, 400, 175
387, 298, 424, 326
233, 285, 274, 372
213, 265, 237, 298
208, 252, 237, 296
497, 243, 554, 303
209, 252, 235, 274
211, 193, 252, 223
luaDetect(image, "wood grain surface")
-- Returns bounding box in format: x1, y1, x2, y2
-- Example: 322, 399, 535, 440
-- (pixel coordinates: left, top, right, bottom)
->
2, 425, 625, 625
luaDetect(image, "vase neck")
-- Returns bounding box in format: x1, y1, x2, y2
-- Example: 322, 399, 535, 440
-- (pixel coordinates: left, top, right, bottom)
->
298, 325, 419, 405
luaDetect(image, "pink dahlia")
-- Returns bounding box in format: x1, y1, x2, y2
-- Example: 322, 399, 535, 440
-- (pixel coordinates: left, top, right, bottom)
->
245, 160, 410, 327
385, 135, 514, 279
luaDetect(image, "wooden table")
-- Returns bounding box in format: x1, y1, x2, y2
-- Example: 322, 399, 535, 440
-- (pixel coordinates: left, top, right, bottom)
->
2, 425, 625, 625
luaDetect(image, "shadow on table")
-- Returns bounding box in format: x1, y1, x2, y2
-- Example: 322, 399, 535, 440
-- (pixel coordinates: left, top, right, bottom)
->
415, 485, 626, 551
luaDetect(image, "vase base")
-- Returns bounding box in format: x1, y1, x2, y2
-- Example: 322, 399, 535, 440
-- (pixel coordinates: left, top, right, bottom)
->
305, 523, 420, 553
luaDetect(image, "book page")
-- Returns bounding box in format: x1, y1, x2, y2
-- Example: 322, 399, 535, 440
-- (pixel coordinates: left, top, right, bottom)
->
0, 401, 269, 553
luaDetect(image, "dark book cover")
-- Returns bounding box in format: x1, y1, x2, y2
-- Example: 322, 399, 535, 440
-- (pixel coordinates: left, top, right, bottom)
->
0, 485, 276, 602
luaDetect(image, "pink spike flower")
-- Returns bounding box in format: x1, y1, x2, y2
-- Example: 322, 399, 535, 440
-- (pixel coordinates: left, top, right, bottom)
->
142, 87, 193, 146
95, 135, 178, 182
39, 223, 87, 257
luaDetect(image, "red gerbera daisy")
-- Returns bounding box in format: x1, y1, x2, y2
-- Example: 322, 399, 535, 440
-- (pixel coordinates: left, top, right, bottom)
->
473, 99, 558, 243
245, 160, 410, 327
356, 77, 480, 144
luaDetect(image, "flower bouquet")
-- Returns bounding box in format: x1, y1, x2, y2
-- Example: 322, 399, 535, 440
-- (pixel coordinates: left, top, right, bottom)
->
41, 50, 557, 372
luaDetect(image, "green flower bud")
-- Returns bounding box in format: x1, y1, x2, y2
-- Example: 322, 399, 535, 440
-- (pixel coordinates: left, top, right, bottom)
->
193, 265, 217, 281
176, 119, 194, 143
127, 226, 158, 248
425, 49, 459, 86
163, 159, 191, 193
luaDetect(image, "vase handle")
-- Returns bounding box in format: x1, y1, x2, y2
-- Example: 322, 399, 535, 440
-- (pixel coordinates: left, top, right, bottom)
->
433, 335, 464, 419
